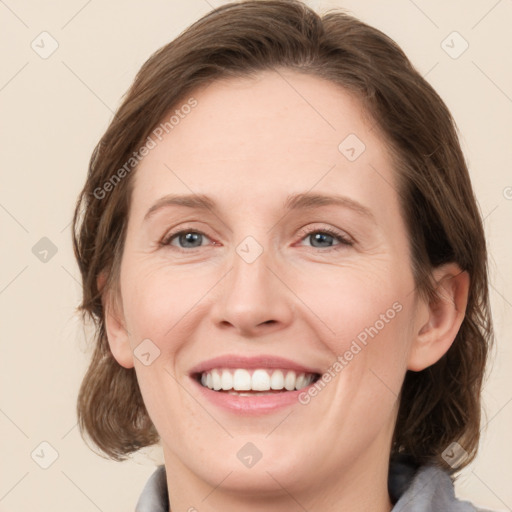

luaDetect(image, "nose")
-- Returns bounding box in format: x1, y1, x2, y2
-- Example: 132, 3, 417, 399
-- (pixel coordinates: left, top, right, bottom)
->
210, 245, 295, 338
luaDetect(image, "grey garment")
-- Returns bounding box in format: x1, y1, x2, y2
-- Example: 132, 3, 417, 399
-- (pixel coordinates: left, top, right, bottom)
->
135, 462, 494, 512
136, 465, 168, 512
391, 465, 492, 512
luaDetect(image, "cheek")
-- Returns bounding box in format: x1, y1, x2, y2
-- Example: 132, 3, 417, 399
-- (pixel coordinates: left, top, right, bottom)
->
290, 259, 411, 351
292, 263, 413, 407
121, 261, 217, 345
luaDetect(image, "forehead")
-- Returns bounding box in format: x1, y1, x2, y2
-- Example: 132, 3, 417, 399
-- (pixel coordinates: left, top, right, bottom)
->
131, 69, 399, 220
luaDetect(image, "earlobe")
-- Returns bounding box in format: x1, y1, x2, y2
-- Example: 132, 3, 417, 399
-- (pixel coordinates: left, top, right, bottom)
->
407, 263, 470, 372
97, 272, 134, 369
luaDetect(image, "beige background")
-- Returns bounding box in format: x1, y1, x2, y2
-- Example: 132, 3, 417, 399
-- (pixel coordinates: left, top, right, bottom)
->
1, 0, 511, 510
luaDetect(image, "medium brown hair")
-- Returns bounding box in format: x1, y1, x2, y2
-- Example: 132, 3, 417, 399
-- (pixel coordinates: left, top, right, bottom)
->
72, 0, 493, 470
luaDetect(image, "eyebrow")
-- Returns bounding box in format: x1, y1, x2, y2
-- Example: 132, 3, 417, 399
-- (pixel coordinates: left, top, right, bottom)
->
143, 192, 375, 223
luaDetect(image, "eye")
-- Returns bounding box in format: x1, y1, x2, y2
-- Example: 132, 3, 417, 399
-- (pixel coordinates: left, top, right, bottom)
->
160, 229, 214, 250
297, 226, 353, 250
159, 225, 354, 252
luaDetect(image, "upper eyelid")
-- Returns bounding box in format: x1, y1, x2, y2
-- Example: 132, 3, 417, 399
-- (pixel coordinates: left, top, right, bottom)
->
296, 224, 353, 243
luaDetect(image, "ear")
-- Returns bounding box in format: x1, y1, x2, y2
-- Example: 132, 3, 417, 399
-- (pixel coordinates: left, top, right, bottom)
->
97, 272, 134, 369
407, 263, 470, 372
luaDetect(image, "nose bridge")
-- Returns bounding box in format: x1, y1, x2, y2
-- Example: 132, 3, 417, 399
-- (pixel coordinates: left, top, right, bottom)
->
229, 235, 274, 311
210, 231, 293, 335
233, 234, 271, 294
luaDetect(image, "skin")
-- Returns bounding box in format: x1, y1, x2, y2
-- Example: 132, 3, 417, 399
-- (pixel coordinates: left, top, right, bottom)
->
103, 69, 469, 512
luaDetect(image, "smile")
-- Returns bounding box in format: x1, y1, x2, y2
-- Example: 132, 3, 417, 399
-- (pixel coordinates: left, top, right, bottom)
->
198, 368, 319, 394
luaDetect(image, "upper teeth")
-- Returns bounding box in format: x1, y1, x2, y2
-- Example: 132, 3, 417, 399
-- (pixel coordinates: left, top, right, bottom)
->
200, 368, 316, 392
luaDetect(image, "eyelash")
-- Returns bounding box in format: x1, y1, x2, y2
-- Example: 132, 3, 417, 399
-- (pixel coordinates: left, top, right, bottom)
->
159, 225, 354, 252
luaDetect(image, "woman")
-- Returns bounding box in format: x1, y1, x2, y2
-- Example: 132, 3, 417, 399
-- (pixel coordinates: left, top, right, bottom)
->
72, 1, 495, 510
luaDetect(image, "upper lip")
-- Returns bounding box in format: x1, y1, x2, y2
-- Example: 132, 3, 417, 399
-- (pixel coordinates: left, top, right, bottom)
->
189, 354, 321, 376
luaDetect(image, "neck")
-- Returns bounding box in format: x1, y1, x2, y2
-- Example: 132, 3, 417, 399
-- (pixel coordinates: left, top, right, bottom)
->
162, 439, 394, 512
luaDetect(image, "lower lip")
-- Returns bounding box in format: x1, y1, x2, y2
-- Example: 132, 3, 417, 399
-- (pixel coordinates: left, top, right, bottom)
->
190, 376, 315, 415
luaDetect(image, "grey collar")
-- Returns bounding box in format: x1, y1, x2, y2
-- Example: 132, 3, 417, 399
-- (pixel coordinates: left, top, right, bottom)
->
135, 459, 489, 512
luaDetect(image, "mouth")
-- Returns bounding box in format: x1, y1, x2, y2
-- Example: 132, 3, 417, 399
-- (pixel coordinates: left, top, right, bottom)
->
193, 368, 321, 395
188, 355, 323, 413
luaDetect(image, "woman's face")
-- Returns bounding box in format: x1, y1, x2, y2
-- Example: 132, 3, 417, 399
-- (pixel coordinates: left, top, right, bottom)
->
107, 70, 428, 498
